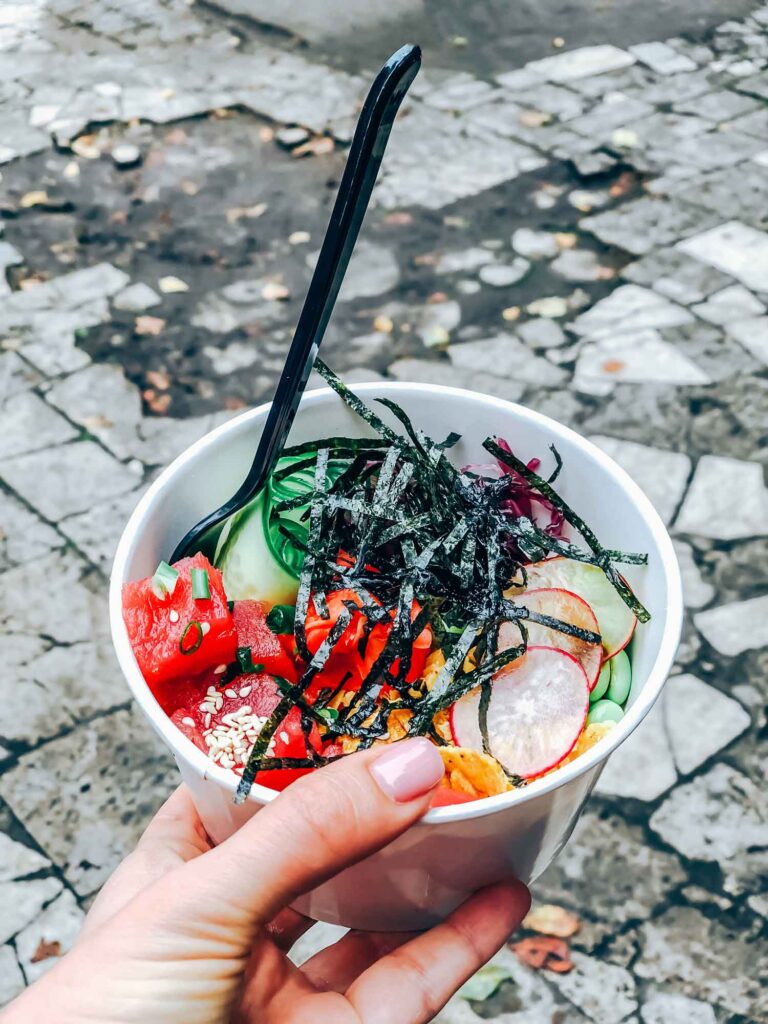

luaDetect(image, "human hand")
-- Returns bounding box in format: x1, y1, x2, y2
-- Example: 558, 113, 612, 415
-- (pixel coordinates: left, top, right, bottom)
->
1, 738, 529, 1024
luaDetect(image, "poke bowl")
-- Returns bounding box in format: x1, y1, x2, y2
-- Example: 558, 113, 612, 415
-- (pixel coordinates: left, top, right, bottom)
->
110, 377, 683, 931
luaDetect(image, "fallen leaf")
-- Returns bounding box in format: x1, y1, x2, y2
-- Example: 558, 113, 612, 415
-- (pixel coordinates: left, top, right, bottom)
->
292, 136, 334, 158
180, 179, 200, 196
226, 203, 268, 224
523, 904, 581, 938
83, 414, 114, 431
261, 281, 290, 301
158, 275, 189, 294
609, 170, 638, 197
160, 87, 176, 100
259, 126, 275, 143
373, 315, 394, 333
519, 109, 551, 128
611, 128, 638, 149
602, 358, 625, 373
383, 211, 413, 226
146, 370, 170, 390
511, 937, 573, 974
552, 36, 566, 48
211, 107, 234, 119
413, 252, 439, 267
427, 291, 448, 304
62, 161, 80, 179
458, 963, 513, 1001
596, 266, 616, 280
165, 127, 188, 145
554, 232, 577, 250
19, 274, 48, 290
20, 190, 49, 209
502, 305, 520, 322
443, 215, 468, 229
71, 133, 102, 159
288, 230, 311, 245
135, 315, 165, 336
143, 389, 172, 414
109, 210, 128, 225
30, 939, 62, 964
224, 395, 247, 410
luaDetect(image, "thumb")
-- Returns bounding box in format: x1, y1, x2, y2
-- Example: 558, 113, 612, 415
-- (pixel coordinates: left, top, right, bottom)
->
163, 738, 445, 941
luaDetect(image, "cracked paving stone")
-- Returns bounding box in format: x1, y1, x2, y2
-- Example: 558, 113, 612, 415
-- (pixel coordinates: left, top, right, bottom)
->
546, 952, 638, 1024
695, 594, 768, 656
523, 45, 636, 83
621, 246, 734, 305
677, 219, 768, 291
573, 329, 710, 394
0, 549, 106, 643
650, 763, 768, 896
635, 906, 768, 1017
16, 316, 95, 378
0, 877, 62, 946
640, 989, 717, 1024
1, 640, 127, 747
202, 340, 261, 376
518, 318, 566, 349
45, 364, 142, 461
330, 241, 400, 302
15, 890, 84, 984
629, 41, 697, 75
0, 946, 24, 1008
671, 161, 768, 228
134, 410, 233, 467
0, 390, 77, 461
536, 811, 685, 932
0, 353, 43, 401
672, 540, 715, 610
0, 833, 51, 883
690, 283, 764, 324
0, 490, 62, 571
571, 285, 693, 339
675, 454, 768, 539
447, 334, 568, 386
0, 265, 129, 331
589, 436, 691, 526
388, 358, 525, 404
663, 674, 750, 774
59, 485, 147, 575
725, 314, 768, 365
596, 700, 677, 801
0, 441, 141, 522
113, 282, 161, 312
0, 705, 176, 898
567, 95, 655, 143
550, 248, 607, 282
675, 88, 760, 121
581, 196, 720, 257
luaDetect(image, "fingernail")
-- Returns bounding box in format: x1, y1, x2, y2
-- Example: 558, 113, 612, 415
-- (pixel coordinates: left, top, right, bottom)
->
370, 738, 444, 803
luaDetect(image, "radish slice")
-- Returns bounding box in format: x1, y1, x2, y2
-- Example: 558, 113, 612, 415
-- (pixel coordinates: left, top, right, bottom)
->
502, 588, 602, 690
508, 557, 637, 658
450, 646, 589, 779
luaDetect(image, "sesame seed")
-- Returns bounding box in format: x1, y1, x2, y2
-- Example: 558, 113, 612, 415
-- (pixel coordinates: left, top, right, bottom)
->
181, 716, 195, 727
214, 664, 227, 675
204, 712, 212, 728
280, 730, 289, 744
169, 609, 180, 623
201, 622, 211, 636
239, 685, 252, 697
224, 688, 237, 699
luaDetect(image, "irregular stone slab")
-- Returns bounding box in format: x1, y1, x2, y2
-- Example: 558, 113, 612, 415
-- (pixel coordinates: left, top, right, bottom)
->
46, 364, 143, 460
0, 441, 141, 522
434, 247, 495, 275
0, 490, 62, 571
650, 763, 768, 895
663, 674, 750, 773
0, 549, 106, 644
622, 246, 733, 305
524, 45, 636, 83
629, 41, 697, 75
17, 316, 95, 377
0, 834, 51, 883
388, 358, 525, 404
334, 241, 400, 302
134, 410, 233, 467
574, 329, 710, 393
677, 220, 768, 291
675, 89, 759, 122
59, 485, 147, 575
582, 197, 720, 257
447, 334, 567, 386
690, 284, 764, 326
536, 811, 684, 929
511, 228, 558, 260
675, 454, 768, 539
550, 248, 607, 282
589, 436, 691, 525
694, 595, 768, 656
113, 282, 161, 312
566, 96, 655, 143
635, 906, 768, 1017
0, 265, 129, 332
0, 946, 24, 1009
202, 340, 261, 376
672, 161, 768, 227
641, 988, 717, 1024
478, 259, 530, 287
15, 890, 84, 984
0, 706, 175, 897
0, 352, 43, 400
672, 540, 714, 610
725, 315, 768, 365
0, 877, 62, 945
0, 110, 48, 165
0, 391, 77, 460
571, 286, 693, 339
421, 73, 500, 113
374, 104, 545, 210
547, 952, 637, 1024
596, 701, 677, 801
518, 318, 565, 349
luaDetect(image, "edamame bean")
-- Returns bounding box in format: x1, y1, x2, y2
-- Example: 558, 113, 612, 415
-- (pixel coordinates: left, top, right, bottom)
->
590, 660, 611, 702
606, 649, 632, 706
587, 699, 624, 725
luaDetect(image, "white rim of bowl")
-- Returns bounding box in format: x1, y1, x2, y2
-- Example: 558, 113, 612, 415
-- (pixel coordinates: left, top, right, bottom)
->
110, 383, 683, 826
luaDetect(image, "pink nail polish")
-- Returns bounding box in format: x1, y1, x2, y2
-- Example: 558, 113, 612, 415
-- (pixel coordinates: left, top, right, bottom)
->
370, 738, 445, 802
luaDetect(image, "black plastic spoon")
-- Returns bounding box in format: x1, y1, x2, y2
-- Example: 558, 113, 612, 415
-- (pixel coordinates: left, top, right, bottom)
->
171, 44, 421, 563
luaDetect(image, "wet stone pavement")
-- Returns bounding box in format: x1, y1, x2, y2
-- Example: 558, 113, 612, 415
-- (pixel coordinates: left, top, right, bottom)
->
0, 1, 767, 1020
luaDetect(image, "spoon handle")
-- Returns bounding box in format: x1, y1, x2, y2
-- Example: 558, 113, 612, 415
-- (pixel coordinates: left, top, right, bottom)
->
172, 44, 420, 561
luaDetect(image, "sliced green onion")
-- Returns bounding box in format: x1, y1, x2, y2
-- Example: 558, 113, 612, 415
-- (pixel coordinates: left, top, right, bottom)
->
151, 560, 178, 599
237, 647, 265, 674
266, 604, 296, 634
317, 707, 339, 722
191, 567, 210, 600
179, 621, 204, 655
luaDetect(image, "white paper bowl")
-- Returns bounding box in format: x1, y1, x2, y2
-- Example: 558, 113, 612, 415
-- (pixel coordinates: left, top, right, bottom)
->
110, 383, 682, 931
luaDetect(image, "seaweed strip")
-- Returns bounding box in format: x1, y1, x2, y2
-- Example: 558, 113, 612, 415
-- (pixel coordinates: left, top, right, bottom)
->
293, 448, 329, 662
315, 359, 401, 444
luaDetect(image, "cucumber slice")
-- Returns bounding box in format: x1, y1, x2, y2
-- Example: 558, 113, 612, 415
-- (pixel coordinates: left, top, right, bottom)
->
511, 557, 637, 658
217, 492, 299, 606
